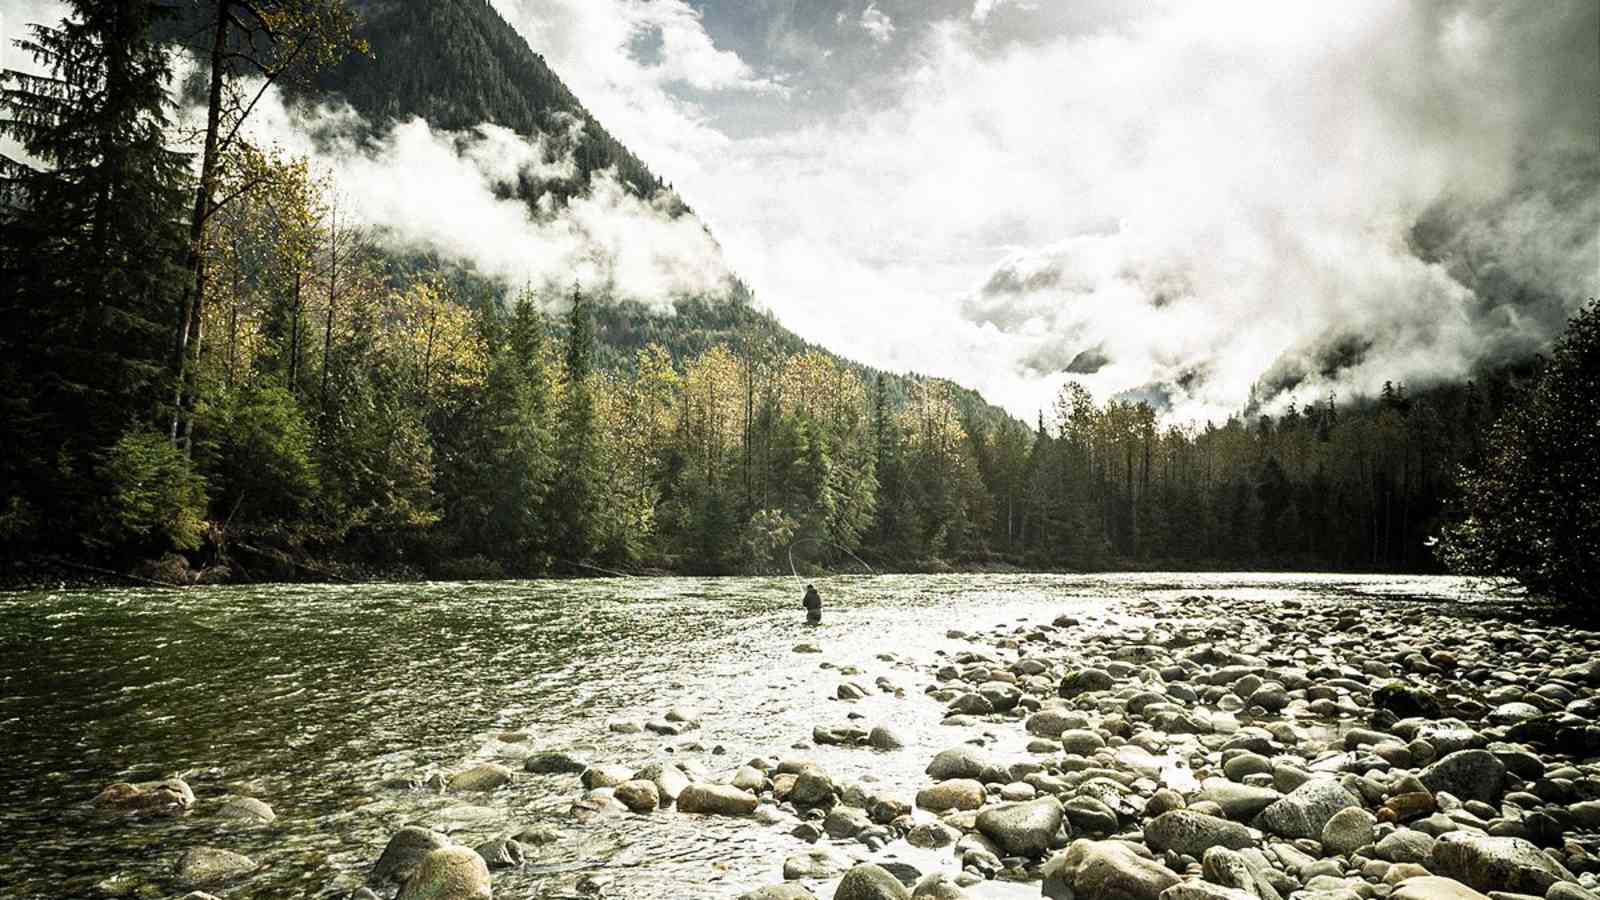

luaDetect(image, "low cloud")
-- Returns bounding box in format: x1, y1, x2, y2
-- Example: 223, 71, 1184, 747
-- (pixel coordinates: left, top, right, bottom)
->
202, 82, 734, 310
860, 4, 896, 45
650, 0, 1597, 421
970, 0, 1031, 25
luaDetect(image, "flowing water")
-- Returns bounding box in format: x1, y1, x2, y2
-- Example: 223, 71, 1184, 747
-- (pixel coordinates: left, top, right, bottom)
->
0, 573, 1483, 899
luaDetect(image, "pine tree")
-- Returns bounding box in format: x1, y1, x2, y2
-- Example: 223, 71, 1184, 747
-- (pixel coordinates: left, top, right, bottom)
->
0, 0, 194, 546
552, 284, 602, 562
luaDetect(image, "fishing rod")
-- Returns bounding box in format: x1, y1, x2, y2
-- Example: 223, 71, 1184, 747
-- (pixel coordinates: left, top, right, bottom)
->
787, 537, 877, 581
562, 559, 637, 578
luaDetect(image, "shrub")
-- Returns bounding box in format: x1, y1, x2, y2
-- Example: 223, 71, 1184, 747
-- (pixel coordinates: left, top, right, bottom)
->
95, 428, 208, 551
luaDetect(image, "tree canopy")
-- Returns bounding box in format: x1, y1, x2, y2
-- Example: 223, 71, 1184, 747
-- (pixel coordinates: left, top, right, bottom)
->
1438, 300, 1598, 611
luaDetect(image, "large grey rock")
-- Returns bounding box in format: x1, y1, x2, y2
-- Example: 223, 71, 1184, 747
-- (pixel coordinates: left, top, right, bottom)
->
949, 693, 994, 715
979, 681, 1022, 712
1144, 810, 1256, 857
94, 778, 195, 817
396, 846, 492, 900
175, 848, 256, 887
869, 726, 906, 750
1061, 729, 1107, 755
1202, 846, 1283, 900
523, 751, 588, 774
1420, 751, 1507, 806
372, 827, 453, 887
1043, 839, 1181, 900
1159, 883, 1259, 900
915, 779, 985, 812
907, 821, 961, 848
783, 846, 851, 879
1064, 795, 1121, 835
1376, 829, 1436, 864
1253, 779, 1358, 839
448, 763, 513, 793
216, 796, 276, 823
1028, 709, 1079, 737
472, 837, 526, 870
579, 764, 632, 789
1060, 669, 1116, 697
1321, 807, 1376, 856
1197, 780, 1282, 820
911, 873, 970, 898
613, 780, 660, 813
677, 783, 759, 815
975, 796, 1065, 857
823, 806, 872, 839
835, 863, 912, 900
632, 762, 689, 803
789, 769, 835, 809
1389, 877, 1491, 900
925, 747, 989, 781
738, 887, 816, 900
1427, 833, 1575, 896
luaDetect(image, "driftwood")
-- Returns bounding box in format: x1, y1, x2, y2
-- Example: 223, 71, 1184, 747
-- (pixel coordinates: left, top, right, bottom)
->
234, 543, 354, 583
37, 556, 184, 589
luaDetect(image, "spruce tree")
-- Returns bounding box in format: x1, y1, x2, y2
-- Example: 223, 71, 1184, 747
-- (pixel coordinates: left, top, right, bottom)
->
0, 0, 193, 546
552, 284, 602, 562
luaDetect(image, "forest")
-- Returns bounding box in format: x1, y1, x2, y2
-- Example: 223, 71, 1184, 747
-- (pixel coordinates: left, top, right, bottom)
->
0, 1, 1591, 606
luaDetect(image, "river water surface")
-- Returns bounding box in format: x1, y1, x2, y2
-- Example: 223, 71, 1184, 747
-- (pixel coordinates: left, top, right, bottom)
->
0, 573, 1482, 899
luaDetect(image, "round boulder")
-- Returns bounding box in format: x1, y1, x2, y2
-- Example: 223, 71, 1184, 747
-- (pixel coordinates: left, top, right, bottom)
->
975, 796, 1065, 857
836, 863, 913, 900
396, 846, 492, 900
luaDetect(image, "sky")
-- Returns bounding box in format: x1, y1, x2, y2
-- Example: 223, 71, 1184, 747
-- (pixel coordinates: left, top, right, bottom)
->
3, 0, 1597, 422
485, 0, 1599, 421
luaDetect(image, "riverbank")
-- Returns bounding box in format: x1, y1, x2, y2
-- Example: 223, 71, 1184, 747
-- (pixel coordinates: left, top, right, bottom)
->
58, 579, 1598, 899
0, 547, 1456, 595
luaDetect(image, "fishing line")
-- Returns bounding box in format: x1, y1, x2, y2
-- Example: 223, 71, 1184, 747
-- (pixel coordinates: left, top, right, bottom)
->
787, 537, 876, 581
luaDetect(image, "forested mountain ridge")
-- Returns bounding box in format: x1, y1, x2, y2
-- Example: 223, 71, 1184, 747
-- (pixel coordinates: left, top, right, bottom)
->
295, 0, 667, 202
276, 0, 1025, 432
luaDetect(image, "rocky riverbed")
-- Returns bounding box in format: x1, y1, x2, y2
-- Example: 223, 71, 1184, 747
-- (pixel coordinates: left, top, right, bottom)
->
69, 584, 1600, 900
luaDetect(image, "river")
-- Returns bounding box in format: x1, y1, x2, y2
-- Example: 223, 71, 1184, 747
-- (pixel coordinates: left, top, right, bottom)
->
0, 573, 1483, 899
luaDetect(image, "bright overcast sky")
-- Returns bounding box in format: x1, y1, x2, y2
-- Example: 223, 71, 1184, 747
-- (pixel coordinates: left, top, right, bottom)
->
488, 0, 1598, 421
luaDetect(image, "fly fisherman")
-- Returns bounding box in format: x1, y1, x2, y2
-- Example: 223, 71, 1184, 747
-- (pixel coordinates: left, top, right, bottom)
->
802, 584, 822, 625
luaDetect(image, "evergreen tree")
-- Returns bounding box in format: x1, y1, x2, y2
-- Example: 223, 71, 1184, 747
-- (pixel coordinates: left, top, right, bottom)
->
1440, 301, 1598, 610
0, 0, 193, 547
552, 284, 602, 562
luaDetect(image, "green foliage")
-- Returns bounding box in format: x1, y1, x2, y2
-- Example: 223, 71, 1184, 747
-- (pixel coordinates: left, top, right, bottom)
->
95, 429, 208, 551
1439, 301, 1598, 610
0, 0, 192, 550
206, 387, 321, 531
740, 508, 798, 574
550, 287, 603, 563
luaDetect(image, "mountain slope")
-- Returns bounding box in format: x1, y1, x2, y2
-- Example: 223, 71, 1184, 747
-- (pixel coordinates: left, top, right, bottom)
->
302, 0, 663, 200
294, 0, 1017, 427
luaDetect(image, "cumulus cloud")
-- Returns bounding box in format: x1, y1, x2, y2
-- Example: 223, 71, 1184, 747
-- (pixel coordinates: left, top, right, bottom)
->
215, 84, 733, 309
971, 0, 1030, 25
640, 0, 1598, 421
860, 4, 896, 45
487, 0, 779, 181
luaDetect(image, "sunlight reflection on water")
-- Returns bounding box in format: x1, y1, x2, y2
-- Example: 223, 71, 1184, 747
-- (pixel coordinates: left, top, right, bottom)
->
0, 572, 1479, 898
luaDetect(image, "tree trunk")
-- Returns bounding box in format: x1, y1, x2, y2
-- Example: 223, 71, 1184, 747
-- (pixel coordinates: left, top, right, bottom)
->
171, 0, 231, 450
321, 199, 338, 414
